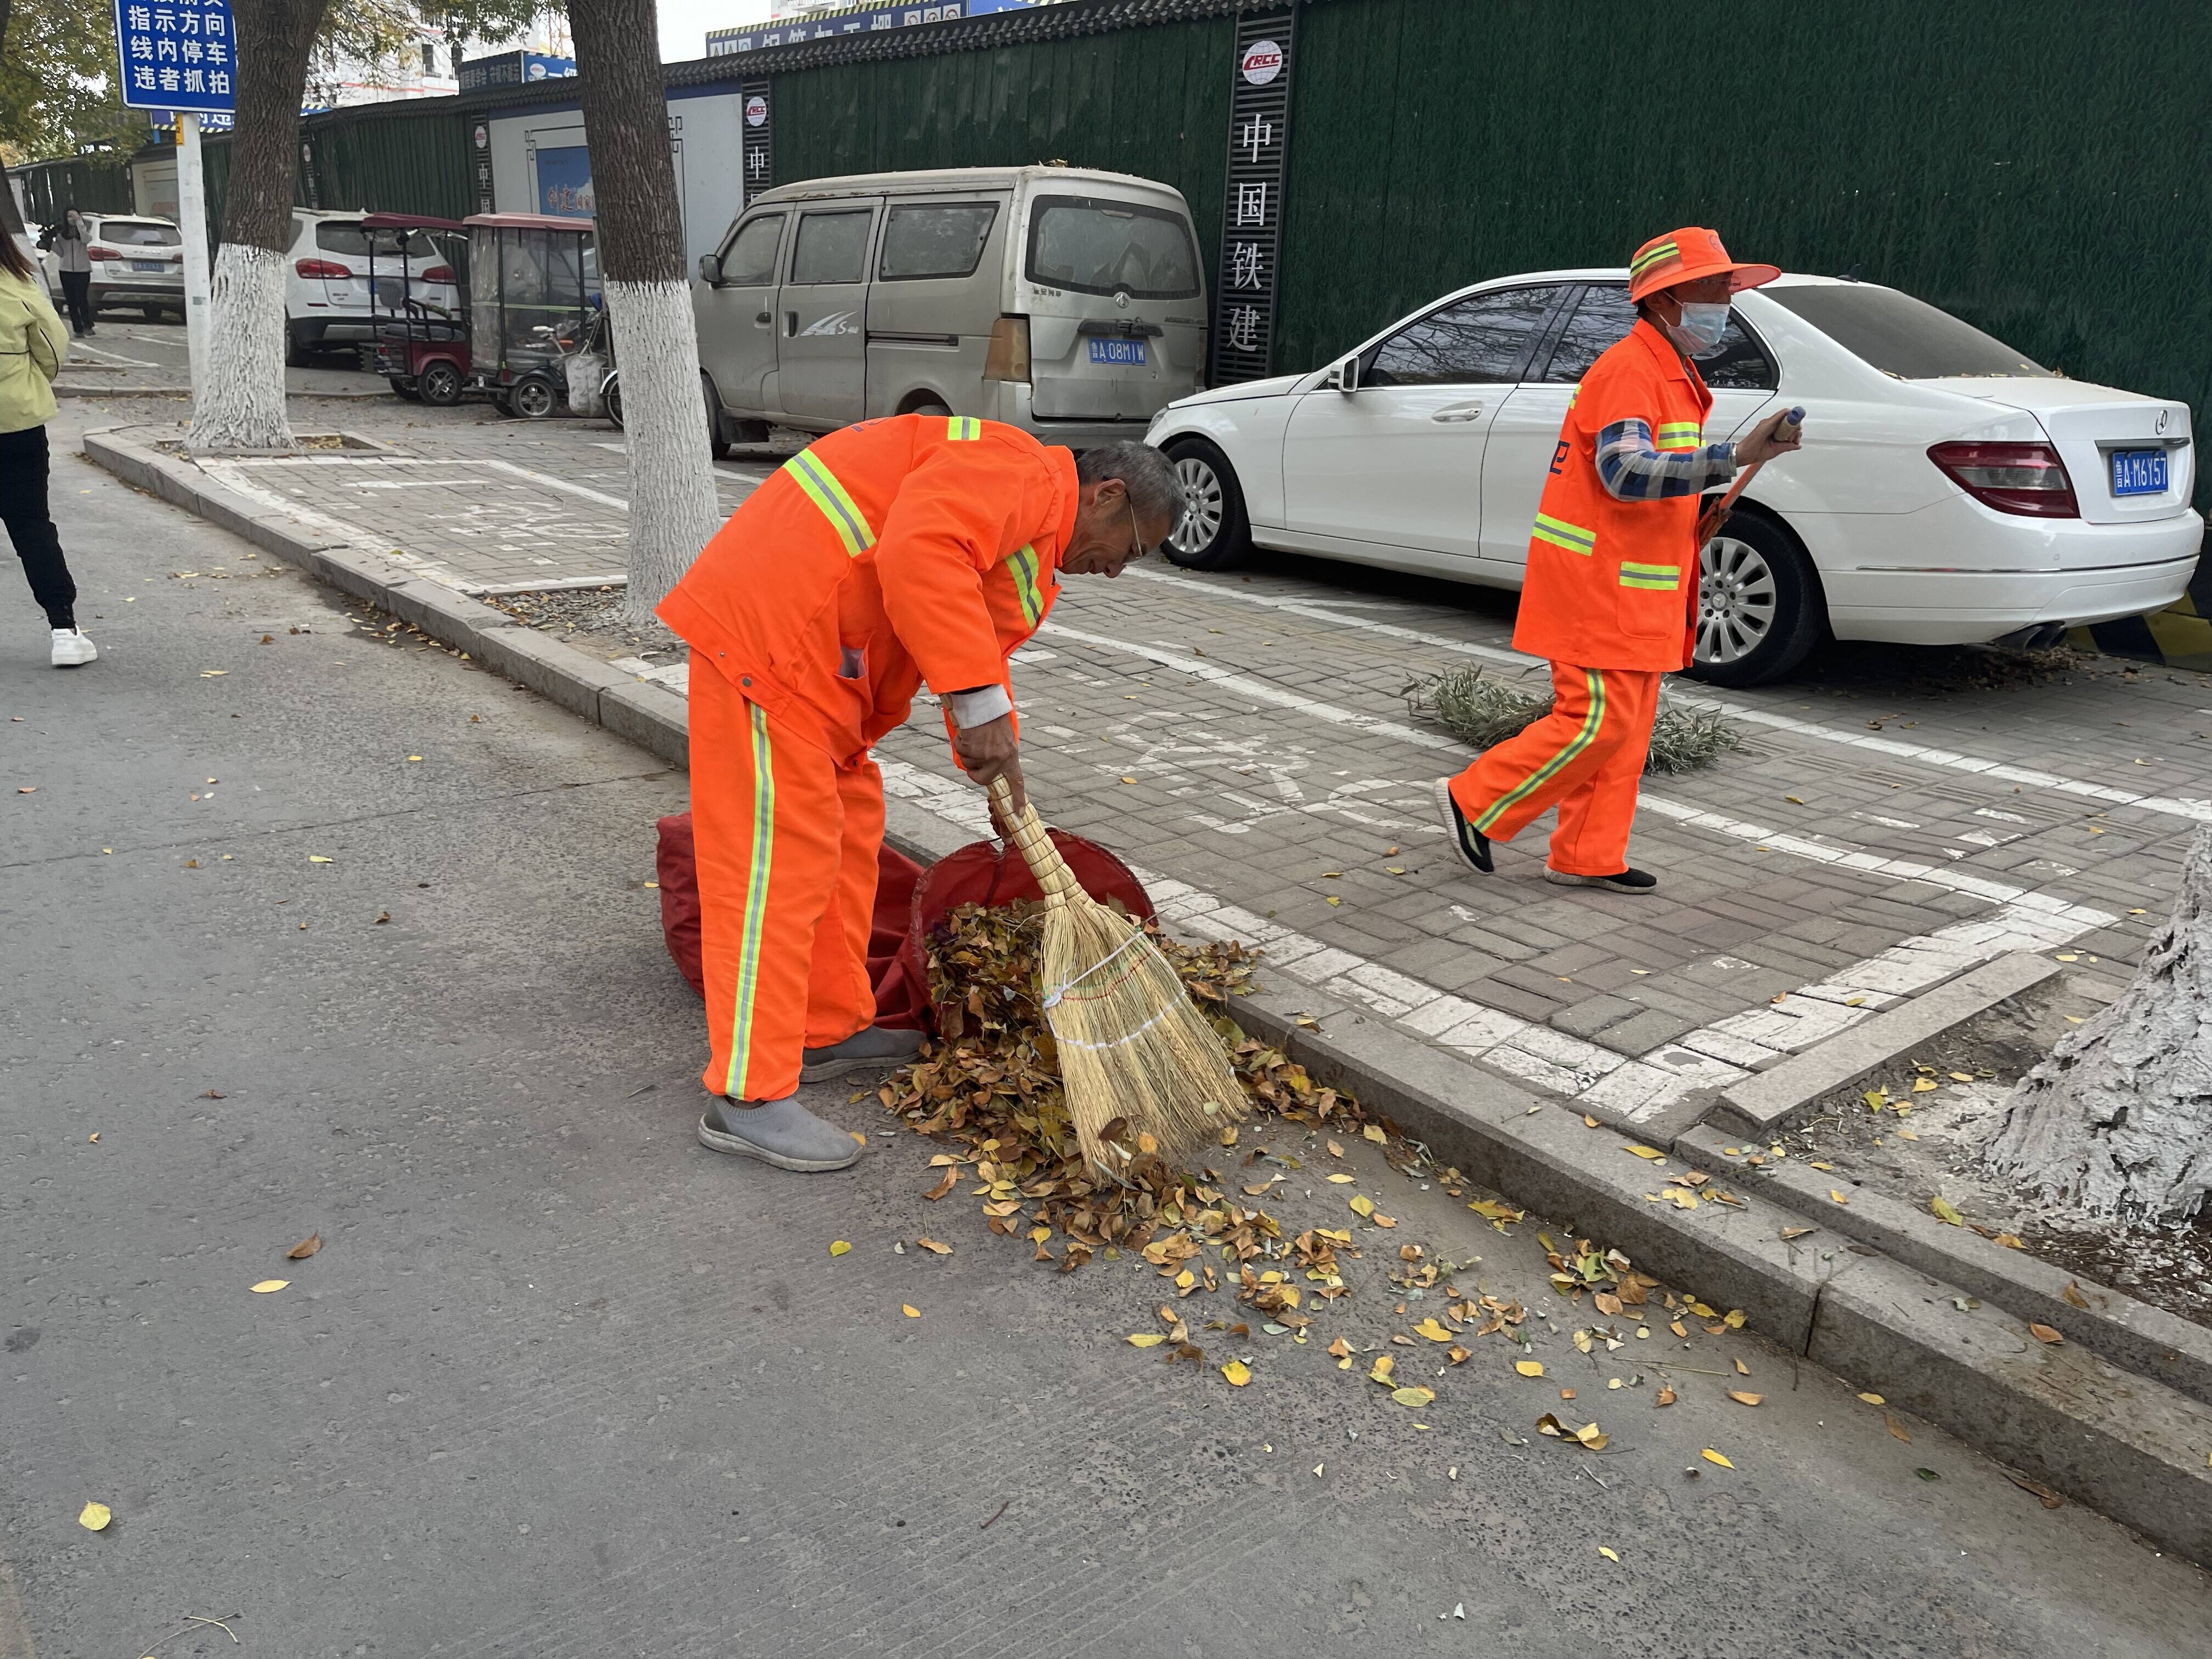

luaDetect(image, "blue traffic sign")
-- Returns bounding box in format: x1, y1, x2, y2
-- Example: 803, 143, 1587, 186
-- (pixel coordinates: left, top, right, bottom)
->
113, 0, 238, 113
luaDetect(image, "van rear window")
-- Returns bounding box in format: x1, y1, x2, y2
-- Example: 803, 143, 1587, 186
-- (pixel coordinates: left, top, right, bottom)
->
1026, 195, 1199, 300
879, 203, 997, 281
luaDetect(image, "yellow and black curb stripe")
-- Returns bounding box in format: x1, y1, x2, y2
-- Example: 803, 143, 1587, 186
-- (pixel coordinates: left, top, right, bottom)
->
2070, 557, 2212, 670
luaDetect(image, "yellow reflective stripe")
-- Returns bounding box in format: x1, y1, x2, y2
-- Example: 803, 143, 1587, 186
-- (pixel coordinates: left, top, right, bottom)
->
947, 415, 982, 441
1620, 575, 1681, 590
1629, 239, 1679, 278
725, 701, 776, 1099
1656, 422, 1702, 449
1006, 543, 1044, 626
1531, 512, 1596, 556
1475, 669, 1606, 832
782, 449, 876, 558
1620, 560, 1682, 591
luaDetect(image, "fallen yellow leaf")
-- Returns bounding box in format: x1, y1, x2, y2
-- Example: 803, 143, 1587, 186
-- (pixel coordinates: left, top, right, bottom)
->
1728, 1390, 1763, 1407
1858, 1392, 1885, 1404
1598, 1545, 1621, 1562
1930, 1195, 1966, 1226
829, 1240, 852, 1257
1625, 1144, 1667, 1160
1515, 1359, 1545, 1378
1466, 1198, 1523, 1223
1830, 1189, 1851, 1205
1392, 1386, 1435, 1408
1363, 1125, 1387, 1144
307, 855, 333, 864
78, 1501, 111, 1532
1325, 1172, 1356, 1184
916, 1237, 952, 1255
1369, 1356, 1395, 1384
1221, 1360, 1251, 1387
1655, 1386, 1677, 1407
250, 1279, 287, 1293
2028, 1322, 2064, 1345
1701, 1448, 1734, 1469
1127, 1334, 1166, 1347
901, 1304, 921, 1318
1415, 1318, 1453, 1342
1348, 1194, 1375, 1218
1912, 1077, 1939, 1093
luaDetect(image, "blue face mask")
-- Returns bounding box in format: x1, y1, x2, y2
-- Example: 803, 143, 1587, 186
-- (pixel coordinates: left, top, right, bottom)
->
1669, 301, 1731, 355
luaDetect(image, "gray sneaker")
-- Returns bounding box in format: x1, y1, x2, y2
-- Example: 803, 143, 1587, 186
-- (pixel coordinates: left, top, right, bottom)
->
697, 1094, 862, 1171
799, 1025, 926, 1084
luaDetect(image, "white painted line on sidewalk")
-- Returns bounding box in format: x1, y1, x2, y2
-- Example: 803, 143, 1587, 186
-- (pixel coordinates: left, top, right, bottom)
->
1037, 619, 2101, 916
1123, 566, 2212, 825
63, 340, 162, 368
874, 749, 2108, 1124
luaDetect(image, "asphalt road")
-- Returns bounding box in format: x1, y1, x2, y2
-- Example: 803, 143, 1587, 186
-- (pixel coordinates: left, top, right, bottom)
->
3, 408, 2207, 1657
52, 313, 375, 398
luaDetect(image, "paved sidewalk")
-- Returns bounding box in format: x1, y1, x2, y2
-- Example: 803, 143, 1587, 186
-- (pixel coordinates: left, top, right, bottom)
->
111, 400, 2212, 1137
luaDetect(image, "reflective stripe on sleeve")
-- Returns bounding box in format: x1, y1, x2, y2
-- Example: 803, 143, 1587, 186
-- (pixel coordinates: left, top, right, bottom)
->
1655, 421, 1702, 449
1005, 544, 1045, 626
781, 449, 877, 558
947, 416, 983, 441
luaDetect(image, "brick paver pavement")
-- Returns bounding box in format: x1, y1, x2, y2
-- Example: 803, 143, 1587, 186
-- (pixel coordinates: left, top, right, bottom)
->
155, 400, 2209, 1127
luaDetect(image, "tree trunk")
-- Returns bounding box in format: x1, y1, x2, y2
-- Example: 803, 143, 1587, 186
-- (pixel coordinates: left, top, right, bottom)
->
567, 0, 721, 627
1983, 826, 2212, 1221
188, 0, 329, 452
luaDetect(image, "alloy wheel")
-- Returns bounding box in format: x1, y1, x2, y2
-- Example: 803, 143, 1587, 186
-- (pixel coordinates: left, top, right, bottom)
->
1697, 534, 1778, 665
1169, 455, 1223, 556
512, 376, 557, 419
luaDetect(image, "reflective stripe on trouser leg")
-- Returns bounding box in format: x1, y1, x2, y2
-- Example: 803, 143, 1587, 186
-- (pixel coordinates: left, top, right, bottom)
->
689, 656, 848, 1103
1549, 669, 1661, 877
1446, 663, 1637, 847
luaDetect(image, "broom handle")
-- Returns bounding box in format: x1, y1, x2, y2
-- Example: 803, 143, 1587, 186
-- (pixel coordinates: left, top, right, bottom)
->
987, 776, 1082, 905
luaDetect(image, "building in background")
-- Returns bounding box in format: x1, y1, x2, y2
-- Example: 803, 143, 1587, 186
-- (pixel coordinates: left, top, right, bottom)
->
704, 0, 1045, 58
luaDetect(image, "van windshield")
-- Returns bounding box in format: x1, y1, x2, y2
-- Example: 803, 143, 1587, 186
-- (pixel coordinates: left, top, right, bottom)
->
1026, 195, 1199, 300
1761, 284, 2052, 379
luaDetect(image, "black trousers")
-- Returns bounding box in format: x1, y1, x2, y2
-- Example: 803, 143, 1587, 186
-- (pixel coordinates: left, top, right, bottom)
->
57, 270, 93, 335
0, 425, 77, 630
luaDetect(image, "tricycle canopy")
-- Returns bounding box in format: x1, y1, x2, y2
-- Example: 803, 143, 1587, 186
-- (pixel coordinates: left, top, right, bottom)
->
464, 212, 599, 381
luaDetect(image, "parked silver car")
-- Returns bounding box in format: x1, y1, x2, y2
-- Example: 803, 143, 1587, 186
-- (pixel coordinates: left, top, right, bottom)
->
692, 165, 1206, 453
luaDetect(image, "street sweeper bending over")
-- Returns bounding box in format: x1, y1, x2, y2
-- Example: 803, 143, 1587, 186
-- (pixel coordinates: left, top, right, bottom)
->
658, 416, 1178, 1172
1434, 226, 1804, 894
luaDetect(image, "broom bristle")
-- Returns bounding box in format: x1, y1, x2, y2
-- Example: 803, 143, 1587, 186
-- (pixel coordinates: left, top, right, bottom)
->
1040, 899, 1248, 1178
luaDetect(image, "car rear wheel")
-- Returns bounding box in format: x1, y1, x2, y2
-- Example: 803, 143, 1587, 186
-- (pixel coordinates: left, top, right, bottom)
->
703, 379, 732, 459
418, 360, 462, 407
1161, 438, 1250, 571
1685, 507, 1825, 688
389, 377, 421, 402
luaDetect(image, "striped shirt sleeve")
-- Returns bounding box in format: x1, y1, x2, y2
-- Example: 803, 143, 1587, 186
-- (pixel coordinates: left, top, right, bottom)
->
1594, 417, 1739, 501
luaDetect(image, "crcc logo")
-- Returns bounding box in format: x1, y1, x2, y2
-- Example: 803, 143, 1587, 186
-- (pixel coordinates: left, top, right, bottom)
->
1241, 39, 1283, 85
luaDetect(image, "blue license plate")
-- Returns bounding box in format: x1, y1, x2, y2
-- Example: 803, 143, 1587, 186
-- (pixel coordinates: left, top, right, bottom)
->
2110, 448, 2168, 496
130, 259, 165, 273
1087, 337, 1146, 366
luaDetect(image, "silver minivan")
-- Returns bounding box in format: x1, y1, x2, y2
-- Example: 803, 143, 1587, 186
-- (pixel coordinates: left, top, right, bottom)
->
693, 164, 1207, 451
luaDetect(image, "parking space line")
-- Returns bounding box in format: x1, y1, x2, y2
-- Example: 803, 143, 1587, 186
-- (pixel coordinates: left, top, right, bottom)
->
1122, 566, 2212, 825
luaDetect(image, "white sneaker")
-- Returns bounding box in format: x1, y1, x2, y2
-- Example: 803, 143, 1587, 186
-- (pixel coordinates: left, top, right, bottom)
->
50, 629, 97, 668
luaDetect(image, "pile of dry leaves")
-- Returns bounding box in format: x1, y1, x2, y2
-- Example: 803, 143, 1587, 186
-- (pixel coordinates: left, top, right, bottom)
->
879, 899, 1376, 1275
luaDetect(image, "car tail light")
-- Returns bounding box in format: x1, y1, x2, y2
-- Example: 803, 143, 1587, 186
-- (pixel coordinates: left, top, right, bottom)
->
88, 245, 123, 262
295, 258, 352, 279
984, 315, 1031, 384
1927, 440, 2079, 518
421, 264, 455, 283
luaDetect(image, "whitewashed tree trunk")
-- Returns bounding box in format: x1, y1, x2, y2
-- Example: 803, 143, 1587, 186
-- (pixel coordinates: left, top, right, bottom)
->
606, 278, 721, 624
1983, 826, 2212, 1221
188, 245, 291, 451
568, 0, 724, 629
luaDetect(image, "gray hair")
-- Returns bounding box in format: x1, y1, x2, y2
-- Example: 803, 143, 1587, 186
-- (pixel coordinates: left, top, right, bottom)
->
1076, 440, 1182, 526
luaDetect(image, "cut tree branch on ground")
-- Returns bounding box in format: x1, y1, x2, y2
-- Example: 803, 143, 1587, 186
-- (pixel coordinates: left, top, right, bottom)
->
567, 0, 723, 627
1983, 825, 2212, 1222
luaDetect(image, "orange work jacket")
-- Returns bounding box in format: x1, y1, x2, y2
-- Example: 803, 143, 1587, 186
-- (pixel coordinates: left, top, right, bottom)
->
658, 414, 1078, 762
1511, 319, 1712, 673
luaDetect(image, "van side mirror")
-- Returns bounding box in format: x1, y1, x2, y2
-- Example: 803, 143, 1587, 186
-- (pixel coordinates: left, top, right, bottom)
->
697, 253, 721, 287
1338, 354, 1360, 393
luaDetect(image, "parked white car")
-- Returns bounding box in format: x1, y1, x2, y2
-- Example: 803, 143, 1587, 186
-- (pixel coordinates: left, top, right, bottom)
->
38, 213, 185, 319
1148, 272, 2201, 685
284, 210, 461, 363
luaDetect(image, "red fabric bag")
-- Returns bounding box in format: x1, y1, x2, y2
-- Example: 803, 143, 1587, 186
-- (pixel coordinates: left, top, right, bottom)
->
654, 811, 1151, 1037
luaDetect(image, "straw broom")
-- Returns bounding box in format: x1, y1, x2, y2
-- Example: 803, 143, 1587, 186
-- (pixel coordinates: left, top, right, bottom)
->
989, 778, 1246, 1178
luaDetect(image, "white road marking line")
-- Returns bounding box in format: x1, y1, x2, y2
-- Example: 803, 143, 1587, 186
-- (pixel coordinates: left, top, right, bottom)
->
1040, 619, 2101, 915
875, 748, 2107, 1123
61, 340, 162, 368
1124, 566, 2212, 824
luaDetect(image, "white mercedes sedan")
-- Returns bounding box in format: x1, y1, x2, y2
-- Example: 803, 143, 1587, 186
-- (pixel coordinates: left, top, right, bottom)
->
1146, 272, 2200, 685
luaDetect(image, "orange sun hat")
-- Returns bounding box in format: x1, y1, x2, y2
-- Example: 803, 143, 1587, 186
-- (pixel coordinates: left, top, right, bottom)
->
1627, 227, 1781, 304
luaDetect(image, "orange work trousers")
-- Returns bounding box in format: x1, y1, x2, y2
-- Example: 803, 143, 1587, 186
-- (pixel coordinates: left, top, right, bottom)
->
1447, 663, 1661, 878
689, 651, 882, 1102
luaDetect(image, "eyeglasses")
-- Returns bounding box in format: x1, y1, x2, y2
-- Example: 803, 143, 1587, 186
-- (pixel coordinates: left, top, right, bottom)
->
1123, 494, 1156, 563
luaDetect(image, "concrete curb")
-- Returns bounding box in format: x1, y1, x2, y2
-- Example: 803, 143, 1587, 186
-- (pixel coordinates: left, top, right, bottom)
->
83, 421, 2212, 1564
1709, 952, 2062, 1138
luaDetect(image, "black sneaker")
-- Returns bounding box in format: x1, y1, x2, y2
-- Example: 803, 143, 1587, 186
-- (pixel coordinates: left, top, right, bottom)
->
1432, 778, 1493, 874
1543, 867, 1658, 894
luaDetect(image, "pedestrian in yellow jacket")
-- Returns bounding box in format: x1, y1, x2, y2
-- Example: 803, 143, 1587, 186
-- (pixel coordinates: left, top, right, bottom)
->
0, 236, 96, 668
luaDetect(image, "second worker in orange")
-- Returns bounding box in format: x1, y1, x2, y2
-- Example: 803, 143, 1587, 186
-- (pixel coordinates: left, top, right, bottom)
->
1435, 227, 1804, 894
